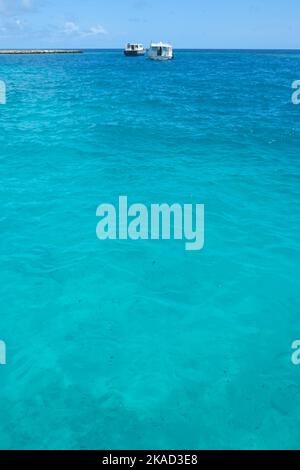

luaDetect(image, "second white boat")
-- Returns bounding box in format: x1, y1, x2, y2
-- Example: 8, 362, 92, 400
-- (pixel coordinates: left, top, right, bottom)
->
148, 42, 173, 61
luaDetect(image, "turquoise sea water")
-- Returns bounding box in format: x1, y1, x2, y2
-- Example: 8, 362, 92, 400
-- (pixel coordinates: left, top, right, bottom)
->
0, 50, 300, 450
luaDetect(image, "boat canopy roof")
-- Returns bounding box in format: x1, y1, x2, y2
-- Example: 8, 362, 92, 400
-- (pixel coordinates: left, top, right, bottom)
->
126, 43, 144, 47
150, 42, 172, 48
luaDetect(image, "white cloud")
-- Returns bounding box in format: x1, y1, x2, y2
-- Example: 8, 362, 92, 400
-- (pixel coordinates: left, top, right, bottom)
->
0, 16, 28, 37
63, 21, 107, 37
14, 18, 26, 29
63, 21, 80, 35
0, 0, 36, 15
84, 24, 107, 36
21, 0, 34, 8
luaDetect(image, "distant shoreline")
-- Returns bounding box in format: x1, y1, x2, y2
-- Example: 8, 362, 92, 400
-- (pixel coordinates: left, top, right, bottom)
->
0, 50, 83, 55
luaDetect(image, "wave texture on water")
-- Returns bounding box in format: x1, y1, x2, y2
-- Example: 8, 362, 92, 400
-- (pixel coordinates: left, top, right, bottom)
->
0, 50, 300, 450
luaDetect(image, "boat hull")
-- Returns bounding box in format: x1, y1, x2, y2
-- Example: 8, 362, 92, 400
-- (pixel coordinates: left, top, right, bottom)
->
148, 55, 173, 61
124, 50, 145, 56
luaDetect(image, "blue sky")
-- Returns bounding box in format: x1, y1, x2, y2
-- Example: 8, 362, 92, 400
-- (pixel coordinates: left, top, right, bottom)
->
0, 0, 299, 49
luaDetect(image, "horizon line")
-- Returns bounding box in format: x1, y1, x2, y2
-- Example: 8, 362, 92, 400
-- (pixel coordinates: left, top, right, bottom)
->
1, 47, 300, 51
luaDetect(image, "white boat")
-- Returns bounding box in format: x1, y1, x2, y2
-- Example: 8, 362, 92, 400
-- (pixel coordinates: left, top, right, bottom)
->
148, 42, 173, 60
124, 43, 145, 56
